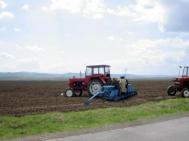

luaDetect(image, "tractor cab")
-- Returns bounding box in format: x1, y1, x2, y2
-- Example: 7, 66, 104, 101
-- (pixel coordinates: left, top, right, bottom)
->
85, 65, 110, 77
167, 66, 189, 98
178, 66, 189, 77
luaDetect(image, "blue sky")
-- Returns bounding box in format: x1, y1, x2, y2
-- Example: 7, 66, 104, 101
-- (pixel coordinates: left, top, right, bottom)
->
0, 0, 189, 75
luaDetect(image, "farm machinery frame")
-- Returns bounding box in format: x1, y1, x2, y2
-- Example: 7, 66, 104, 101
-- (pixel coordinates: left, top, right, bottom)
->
85, 82, 137, 106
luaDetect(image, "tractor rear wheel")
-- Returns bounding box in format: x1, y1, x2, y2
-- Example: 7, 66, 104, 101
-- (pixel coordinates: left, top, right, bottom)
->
167, 85, 176, 96
65, 88, 74, 97
182, 88, 189, 98
88, 79, 103, 96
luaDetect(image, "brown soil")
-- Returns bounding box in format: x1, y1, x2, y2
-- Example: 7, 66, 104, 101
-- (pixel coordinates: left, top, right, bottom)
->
0, 80, 176, 116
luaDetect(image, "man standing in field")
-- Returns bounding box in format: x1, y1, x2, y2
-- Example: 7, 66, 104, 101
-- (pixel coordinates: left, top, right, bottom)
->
119, 76, 128, 95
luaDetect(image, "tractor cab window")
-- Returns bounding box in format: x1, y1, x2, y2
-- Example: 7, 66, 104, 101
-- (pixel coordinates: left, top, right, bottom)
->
99, 67, 104, 74
85, 67, 92, 76
86, 66, 110, 76
93, 68, 98, 74
105, 66, 110, 77
105, 67, 110, 74
182, 67, 189, 77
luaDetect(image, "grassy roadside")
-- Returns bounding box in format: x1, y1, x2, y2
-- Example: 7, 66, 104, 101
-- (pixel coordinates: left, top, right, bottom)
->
1, 98, 189, 140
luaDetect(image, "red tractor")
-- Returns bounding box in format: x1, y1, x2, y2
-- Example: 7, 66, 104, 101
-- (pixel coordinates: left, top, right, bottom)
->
65, 65, 111, 97
167, 66, 189, 98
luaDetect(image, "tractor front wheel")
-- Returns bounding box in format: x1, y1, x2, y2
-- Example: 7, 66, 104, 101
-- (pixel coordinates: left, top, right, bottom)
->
65, 88, 74, 97
88, 79, 103, 96
167, 85, 176, 96
182, 88, 189, 98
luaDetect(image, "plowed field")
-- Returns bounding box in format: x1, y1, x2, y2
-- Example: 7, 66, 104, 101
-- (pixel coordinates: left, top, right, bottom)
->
0, 80, 176, 116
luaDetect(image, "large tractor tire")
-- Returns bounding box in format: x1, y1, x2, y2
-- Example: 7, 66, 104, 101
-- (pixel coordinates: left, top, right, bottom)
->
65, 88, 75, 97
181, 88, 189, 98
167, 85, 176, 96
88, 79, 103, 96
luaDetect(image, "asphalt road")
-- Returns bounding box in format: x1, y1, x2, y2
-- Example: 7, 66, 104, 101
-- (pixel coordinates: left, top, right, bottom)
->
47, 117, 189, 141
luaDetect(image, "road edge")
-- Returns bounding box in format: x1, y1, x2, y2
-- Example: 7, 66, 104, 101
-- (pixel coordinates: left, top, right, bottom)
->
5, 112, 189, 141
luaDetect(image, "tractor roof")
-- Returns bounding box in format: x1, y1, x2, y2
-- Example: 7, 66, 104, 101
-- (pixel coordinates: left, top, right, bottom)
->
86, 65, 110, 68
180, 66, 189, 68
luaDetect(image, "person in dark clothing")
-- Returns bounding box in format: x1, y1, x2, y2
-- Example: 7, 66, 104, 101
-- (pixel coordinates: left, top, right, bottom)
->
106, 77, 112, 85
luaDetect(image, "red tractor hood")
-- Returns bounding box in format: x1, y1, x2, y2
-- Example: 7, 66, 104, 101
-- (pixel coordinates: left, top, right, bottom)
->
69, 77, 85, 82
175, 77, 189, 81
68, 77, 86, 88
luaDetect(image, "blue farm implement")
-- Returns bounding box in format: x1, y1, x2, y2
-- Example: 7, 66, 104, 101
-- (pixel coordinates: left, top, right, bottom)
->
84, 83, 137, 106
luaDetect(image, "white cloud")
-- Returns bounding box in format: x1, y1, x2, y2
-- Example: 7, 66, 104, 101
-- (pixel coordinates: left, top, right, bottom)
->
43, 0, 166, 29
0, 26, 7, 31
107, 36, 115, 41
107, 35, 124, 42
43, 0, 110, 19
134, 0, 165, 22
59, 50, 64, 55
0, 27, 21, 32
0, 0, 7, 9
25, 45, 45, 52
13, 28, 21, 32
0, 1, 15, 21
113, 0, 166, 30
127, 39, 188, 63
104, 38, 189, 74
107, 36, 125, 41
47, 0, 85, 12
21, 4, 30, 12
159, 0, 189, 32
0, 52, 15, 59
0, 11, 14, 20
18, 58, 39, 63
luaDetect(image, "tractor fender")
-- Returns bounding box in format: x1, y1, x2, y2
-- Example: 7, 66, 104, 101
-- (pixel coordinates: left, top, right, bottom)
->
99, 78, 107, 84
90, 77, 106, 84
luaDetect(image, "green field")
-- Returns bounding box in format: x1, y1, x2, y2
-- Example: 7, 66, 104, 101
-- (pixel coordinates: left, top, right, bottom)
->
1, 98, 189, 140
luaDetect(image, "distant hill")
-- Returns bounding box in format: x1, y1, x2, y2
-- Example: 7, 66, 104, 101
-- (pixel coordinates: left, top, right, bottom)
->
0, 72, 65, 81
0, 72, 174, 81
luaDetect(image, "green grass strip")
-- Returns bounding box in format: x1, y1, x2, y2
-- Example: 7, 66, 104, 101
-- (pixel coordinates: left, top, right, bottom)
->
1, 98, 189, 139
